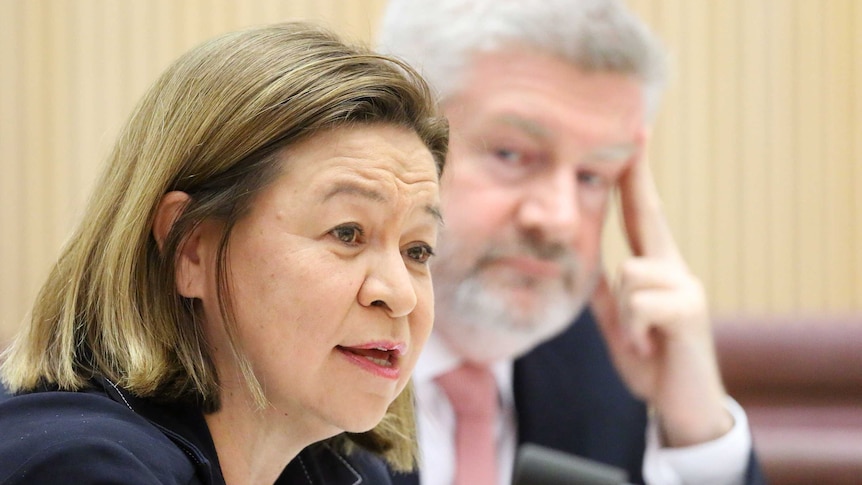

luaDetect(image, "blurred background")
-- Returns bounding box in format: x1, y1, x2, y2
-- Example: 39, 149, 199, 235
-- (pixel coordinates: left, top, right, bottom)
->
0, 1, 859, 482
2, 0, 860, 345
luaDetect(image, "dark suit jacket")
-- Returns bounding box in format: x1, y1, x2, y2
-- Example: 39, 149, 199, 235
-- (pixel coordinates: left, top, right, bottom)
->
0, 377, 390, 484
391, 309, 766, 485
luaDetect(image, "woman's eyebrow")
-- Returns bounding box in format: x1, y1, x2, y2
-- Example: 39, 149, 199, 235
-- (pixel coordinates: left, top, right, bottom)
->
322, 181, 443, 225
322, 182, 388, 203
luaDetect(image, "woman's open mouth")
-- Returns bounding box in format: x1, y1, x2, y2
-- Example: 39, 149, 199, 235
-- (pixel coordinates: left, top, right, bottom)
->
336, 343, 404, 380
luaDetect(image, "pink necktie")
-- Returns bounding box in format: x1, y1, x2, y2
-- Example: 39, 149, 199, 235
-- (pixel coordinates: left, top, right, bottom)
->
436, 364, 499, 485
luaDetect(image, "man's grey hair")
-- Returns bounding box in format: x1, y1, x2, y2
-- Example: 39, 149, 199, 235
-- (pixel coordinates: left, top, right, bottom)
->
377, 0, 669, 120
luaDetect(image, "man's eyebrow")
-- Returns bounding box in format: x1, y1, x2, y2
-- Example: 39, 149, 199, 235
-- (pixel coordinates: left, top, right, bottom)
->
585, 143, 639, 163
322, 181, 444, 224
494, 115, 637, 163
426, 205, 444, 225
496, 114, 550, 140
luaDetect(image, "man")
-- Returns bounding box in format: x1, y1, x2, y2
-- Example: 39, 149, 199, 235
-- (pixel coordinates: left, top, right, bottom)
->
377, 0, 764, 484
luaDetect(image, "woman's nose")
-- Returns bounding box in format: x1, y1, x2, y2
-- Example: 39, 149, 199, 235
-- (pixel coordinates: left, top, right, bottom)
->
357, 249, 418, 318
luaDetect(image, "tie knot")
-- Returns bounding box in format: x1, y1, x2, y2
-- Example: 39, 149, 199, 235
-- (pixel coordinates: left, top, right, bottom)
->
436, 364, 498, 418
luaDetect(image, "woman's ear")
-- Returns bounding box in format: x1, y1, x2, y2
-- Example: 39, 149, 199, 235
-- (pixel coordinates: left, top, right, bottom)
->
153, 191, 190, 251
153, 191, 207, 299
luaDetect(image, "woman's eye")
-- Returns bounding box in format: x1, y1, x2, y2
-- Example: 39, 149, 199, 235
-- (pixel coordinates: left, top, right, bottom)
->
405, 244, 435, 264
331, 224, 363, 245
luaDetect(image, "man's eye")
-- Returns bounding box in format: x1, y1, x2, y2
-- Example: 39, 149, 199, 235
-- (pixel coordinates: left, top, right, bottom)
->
494, 148, 523, 164
577, 171, 607, 187
331, 224, 363, 245
405, 244, 435, 264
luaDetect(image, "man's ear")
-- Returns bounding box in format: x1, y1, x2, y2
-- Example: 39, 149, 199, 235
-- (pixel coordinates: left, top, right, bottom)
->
153, 191, 207, 299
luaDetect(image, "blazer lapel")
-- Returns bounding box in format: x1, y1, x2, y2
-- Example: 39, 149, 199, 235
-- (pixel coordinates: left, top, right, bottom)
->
512, 309, 647, 482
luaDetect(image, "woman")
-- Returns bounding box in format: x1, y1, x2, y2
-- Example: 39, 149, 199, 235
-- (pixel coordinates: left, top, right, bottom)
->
0, 22, 447, 484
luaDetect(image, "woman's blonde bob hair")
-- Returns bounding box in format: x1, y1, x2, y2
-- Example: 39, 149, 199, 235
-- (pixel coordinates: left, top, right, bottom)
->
0, 22, 447, 471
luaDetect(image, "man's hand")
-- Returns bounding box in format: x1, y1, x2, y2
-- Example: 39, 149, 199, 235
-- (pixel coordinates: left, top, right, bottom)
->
590, 148, 733, 447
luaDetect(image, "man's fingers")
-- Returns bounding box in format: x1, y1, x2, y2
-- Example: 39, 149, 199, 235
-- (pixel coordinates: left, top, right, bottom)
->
617, 258, 689, 296
624, 289, 691, 327
592, 270, 649, 358
619, 290, 682, 357
590, 271, 619, 336
618, 152, 683, 264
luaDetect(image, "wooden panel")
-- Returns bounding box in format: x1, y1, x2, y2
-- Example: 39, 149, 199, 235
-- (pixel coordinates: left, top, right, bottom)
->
793, 0, 825, 310
649, 0, 685, 252
678, 0, 713, 294
739, 0, 770, 313
0, 1, 24, 337
708, 0, 744, 311
823, 0, 855, 311
856, 0, 862, 309
19, 0, 53, 338
765, 0, 798, 313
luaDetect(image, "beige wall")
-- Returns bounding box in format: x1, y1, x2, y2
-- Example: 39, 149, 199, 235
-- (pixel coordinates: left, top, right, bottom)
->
0, 0, 859, 345
623, 0, 861, 316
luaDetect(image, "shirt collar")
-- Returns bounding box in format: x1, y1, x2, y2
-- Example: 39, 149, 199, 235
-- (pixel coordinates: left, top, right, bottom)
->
412, 332, 463, 384
413, 332, 516, 409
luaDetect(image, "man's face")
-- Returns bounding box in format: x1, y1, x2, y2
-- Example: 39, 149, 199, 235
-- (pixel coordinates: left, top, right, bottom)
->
432, 47, 646, 362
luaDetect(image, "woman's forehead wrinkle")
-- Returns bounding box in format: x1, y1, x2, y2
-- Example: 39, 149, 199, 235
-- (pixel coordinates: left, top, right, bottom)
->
317, 168, 441, 222
322, 181, 389, 204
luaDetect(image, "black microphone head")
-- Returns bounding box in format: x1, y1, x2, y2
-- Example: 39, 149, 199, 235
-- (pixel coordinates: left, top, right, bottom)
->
513, 443, 628, 485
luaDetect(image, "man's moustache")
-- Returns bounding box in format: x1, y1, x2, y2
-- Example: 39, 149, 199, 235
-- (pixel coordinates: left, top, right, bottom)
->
476, 242, 576, 270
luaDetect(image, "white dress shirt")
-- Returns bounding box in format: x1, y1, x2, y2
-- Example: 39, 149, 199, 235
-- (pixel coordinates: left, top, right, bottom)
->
412, 333, 752, 485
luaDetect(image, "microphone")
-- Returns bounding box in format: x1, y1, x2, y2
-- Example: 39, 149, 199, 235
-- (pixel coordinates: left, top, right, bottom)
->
513, 443, 630, 485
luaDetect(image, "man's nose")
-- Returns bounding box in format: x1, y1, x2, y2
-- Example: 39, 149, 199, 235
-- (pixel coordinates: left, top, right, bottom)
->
516, 168, 580, 243
357, 249, 418, 318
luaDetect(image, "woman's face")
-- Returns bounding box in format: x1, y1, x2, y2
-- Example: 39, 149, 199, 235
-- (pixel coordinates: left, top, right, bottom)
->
189, 124, 440, 435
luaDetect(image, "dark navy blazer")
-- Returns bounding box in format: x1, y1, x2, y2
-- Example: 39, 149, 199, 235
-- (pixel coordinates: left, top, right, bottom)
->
0, 377, 391, 484
391, 310, 766, 485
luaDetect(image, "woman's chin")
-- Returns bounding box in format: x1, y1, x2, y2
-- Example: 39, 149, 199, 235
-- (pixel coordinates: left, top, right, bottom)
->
343, 409, 389, 433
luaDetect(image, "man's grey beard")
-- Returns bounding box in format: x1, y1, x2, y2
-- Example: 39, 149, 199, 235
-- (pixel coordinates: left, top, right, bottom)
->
432, 256, 600, 364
